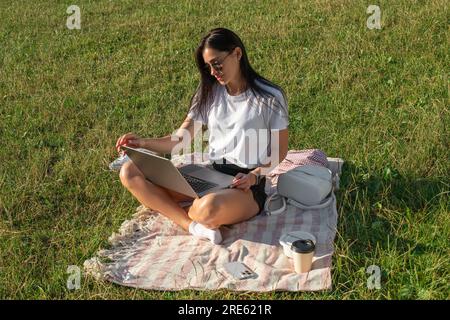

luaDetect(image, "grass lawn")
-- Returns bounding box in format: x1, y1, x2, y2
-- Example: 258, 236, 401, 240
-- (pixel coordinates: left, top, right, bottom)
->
0, 0, 448, 299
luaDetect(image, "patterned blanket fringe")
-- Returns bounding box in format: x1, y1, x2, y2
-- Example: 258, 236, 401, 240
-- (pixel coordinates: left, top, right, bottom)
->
83, 205, 159, 281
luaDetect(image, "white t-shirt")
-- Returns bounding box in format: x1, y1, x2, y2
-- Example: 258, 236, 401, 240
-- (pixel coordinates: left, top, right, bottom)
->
187, 80, 289, 169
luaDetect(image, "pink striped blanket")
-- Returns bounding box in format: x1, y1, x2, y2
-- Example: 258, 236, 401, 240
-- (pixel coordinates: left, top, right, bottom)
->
84, 151, 343, 292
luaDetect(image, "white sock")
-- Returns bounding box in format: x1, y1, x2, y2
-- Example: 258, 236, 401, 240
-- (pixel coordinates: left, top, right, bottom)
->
189, 221, 222, 245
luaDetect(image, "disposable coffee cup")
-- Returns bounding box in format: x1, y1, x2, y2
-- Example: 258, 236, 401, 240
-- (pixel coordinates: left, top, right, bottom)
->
279, 231, 316, 258
291, 239, 315, 274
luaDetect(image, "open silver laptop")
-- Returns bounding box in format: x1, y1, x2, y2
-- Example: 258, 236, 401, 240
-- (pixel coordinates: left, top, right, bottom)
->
121, 146, 234, 198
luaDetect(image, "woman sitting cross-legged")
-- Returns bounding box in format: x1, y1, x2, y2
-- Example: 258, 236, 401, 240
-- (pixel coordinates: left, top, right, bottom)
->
116, 28, 289, 244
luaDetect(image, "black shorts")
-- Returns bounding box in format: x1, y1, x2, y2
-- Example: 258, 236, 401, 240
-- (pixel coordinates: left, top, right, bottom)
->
211, 160, 267, 214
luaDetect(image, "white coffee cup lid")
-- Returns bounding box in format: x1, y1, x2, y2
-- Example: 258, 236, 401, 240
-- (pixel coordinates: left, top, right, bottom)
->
279, 231, 316, 258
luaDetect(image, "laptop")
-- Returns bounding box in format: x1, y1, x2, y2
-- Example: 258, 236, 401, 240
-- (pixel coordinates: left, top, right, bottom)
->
120, 146, 234, 198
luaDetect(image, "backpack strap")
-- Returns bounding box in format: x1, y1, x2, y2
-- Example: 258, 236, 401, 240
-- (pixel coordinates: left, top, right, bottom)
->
264, 193, 287, 216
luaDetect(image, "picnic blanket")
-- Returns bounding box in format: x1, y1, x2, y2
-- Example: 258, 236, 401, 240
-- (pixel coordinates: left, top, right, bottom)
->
84, 151, 343, 292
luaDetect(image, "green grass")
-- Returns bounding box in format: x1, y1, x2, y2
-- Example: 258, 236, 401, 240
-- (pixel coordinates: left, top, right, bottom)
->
0, 0, 448, 299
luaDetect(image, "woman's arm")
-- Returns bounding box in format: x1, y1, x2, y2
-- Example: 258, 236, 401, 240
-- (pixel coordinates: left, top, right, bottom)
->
249, 128, 288, 176
116, 116, 202, 155
230, 128, 289, 190
142, 116, 202, 154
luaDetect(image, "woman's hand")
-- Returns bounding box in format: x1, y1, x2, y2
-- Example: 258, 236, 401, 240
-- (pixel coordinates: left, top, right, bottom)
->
230, 172, 257, 191
115, 132, 145, 153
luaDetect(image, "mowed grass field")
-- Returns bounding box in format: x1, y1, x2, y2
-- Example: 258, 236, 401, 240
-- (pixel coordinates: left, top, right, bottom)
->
0, 0, 448, 299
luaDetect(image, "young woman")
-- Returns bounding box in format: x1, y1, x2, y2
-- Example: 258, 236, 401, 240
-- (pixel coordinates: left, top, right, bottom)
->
116, 28, 289, 244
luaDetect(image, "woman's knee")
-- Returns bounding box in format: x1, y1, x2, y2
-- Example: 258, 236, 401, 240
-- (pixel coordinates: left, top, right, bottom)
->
119, 161, 142, 187
188, 194, 222, 227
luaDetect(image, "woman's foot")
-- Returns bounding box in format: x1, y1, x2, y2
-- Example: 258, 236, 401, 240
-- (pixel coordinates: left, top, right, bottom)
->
189, 221, 222, 244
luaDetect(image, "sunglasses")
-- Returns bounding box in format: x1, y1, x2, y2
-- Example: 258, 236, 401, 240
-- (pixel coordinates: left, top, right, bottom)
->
203, 49, 234, 74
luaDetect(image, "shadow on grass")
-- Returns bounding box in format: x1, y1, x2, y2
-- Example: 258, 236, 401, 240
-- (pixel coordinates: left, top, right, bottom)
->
338, 161, 446, 249
333, 161, 447, 297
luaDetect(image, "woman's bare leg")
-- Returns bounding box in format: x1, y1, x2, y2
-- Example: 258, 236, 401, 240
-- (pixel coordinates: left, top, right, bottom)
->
118, 161, 259, 243
119, 161, 194, 231
187, 189, 260, 229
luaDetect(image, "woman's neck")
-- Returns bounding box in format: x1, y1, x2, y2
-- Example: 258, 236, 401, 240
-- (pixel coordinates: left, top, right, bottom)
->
226, 74, 247, 96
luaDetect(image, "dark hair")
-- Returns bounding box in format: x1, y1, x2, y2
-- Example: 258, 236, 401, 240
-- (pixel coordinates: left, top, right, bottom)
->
189, 28, 287, 123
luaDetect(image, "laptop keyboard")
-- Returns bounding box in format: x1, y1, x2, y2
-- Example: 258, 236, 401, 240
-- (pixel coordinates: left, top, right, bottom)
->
180, 173, 218, 193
